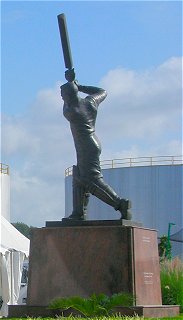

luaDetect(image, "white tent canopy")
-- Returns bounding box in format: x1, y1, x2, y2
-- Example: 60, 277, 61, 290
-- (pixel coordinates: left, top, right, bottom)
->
0, 216, 30, 317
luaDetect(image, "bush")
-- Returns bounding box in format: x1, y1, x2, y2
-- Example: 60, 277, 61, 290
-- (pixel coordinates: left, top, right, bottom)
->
160, 257, 183, 311
158, 235, 172, 261
49, 292, 134, 317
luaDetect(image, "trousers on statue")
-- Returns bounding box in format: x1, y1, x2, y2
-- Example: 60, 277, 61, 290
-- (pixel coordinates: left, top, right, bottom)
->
68, 165, 131, 220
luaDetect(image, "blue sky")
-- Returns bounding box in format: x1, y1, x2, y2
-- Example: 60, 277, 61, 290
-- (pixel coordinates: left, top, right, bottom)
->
1, 1, 182, 226
2, 1, 181, 114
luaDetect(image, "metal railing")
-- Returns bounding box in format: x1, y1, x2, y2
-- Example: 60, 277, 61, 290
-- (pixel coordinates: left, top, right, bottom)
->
65, 155, 183, 177
0, 163, 10, 175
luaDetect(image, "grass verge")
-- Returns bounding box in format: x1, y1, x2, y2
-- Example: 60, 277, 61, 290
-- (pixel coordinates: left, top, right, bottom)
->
6, 315, 183, 320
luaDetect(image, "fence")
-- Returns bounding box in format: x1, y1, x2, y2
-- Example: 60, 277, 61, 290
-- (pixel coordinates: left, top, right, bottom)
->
65, 155, 183, 177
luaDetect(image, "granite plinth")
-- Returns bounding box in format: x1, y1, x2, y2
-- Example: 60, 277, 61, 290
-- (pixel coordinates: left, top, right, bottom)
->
8, 305, 180, 318
27, 224, 162, 307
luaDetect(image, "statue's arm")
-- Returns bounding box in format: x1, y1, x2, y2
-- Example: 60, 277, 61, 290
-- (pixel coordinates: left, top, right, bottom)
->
76, 83, 107, 105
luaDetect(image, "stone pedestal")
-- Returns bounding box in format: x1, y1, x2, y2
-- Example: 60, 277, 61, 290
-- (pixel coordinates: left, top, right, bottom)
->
27, 222, 162, 306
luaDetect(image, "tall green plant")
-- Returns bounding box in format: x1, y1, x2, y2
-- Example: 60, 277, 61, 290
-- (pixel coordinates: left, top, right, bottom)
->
160, 257, 183, 311
158, 235, 172, 261
49, 292, 134, 317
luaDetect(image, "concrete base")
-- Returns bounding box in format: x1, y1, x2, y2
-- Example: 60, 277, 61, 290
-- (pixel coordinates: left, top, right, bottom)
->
8, 304, 180, 318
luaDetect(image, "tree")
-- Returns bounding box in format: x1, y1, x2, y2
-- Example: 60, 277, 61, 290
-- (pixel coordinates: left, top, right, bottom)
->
12, 222, 33, 239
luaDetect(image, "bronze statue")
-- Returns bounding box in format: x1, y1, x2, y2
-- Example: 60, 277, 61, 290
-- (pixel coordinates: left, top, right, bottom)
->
60, 79, 131, 220
58, 14, 132, 220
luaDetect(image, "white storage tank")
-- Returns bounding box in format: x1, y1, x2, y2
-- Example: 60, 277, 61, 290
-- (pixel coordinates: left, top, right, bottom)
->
65, 156, 183, 258
0, 163, 10, 222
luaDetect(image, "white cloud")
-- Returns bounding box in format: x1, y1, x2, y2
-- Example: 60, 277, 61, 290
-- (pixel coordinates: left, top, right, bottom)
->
97, 56, 182, 142
1, 57, 182, 226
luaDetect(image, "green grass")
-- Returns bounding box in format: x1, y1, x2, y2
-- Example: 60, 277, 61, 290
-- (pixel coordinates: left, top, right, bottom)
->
6, 315, 183, 320
160, 257, 183, 311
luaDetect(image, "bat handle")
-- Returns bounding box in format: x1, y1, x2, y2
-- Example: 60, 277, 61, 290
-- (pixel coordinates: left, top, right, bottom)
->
65, 68, 75, 82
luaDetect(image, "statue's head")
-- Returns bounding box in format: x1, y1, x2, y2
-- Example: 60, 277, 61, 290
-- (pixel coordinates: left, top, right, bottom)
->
60, 82, 78, 102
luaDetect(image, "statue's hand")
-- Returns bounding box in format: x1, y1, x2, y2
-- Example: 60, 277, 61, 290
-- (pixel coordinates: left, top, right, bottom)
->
74, 79, 83, 91
65, 68, 75, 82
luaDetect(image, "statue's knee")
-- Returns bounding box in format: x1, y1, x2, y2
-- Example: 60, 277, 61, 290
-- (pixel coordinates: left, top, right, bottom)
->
83, 180, 98, 195
72, 167, 101, 194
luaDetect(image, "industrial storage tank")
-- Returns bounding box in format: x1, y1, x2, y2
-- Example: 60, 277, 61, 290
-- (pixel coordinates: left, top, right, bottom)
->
0, 163, 10, 222
65, 156, 183, 258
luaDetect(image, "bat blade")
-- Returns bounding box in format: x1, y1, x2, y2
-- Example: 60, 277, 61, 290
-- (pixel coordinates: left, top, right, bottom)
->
57, 13, 73, 70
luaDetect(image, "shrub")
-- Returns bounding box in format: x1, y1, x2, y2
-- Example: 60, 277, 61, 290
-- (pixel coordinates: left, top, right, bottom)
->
160, 257, 183, 311
158, 235, 172, 261
49, 292, 134, 317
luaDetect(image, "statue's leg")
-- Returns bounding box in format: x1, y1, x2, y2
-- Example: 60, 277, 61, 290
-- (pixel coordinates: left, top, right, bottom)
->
84, 177, 132, 220
66, 166, 131, 220
67, 166, 89, 220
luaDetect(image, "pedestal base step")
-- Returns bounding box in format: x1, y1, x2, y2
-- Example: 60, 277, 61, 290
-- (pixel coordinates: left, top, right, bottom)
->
45, 219, 143, 228
8, 304, 180, 318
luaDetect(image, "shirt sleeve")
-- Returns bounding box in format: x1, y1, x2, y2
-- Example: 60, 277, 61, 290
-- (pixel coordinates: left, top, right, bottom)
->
85, 90, 107, 107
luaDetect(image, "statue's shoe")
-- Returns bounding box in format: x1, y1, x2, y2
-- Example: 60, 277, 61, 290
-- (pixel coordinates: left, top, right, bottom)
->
63, 213, 86, 221
119, 199, 132, 220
